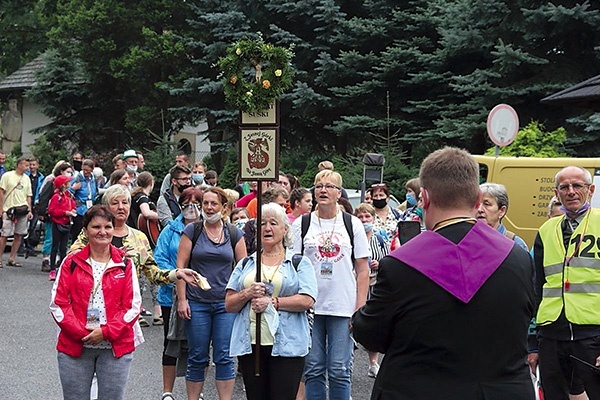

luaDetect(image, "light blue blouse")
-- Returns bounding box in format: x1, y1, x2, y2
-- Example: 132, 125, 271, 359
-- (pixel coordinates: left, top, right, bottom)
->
227, 250, 318, 358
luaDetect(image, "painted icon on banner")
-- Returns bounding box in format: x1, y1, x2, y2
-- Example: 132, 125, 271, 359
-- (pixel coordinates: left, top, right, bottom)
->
239, 128, 279, 180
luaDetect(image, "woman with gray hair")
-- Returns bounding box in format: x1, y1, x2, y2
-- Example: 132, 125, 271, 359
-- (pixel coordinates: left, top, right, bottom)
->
70, 184, 200, 287
477, 182, 528, 251
226, 202, 318, 400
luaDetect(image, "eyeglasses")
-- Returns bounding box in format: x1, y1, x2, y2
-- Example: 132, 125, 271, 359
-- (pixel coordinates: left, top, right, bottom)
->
315, 184, 340, 191
181, 203, 200, 210
175, 177, 192, 182
557, 183, 590, 192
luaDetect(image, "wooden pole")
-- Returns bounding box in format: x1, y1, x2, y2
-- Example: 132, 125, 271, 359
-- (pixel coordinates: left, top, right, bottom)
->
255, 182, 262, 376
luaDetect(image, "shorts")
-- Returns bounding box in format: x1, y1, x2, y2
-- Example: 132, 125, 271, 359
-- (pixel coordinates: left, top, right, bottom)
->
2, 212, 28, 237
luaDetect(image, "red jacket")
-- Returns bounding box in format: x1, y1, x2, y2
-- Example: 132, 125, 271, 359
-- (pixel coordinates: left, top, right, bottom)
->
47, 190, 76, 225
50, 245, 142, 358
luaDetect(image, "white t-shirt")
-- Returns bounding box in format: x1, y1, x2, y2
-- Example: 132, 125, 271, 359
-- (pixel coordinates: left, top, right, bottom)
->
292, 210, 369, 317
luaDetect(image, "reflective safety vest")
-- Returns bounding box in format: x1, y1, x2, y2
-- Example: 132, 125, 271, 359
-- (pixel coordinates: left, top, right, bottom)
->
537, 208, 600, 326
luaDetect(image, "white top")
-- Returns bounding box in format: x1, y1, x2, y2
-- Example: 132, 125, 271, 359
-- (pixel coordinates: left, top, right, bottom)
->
85, 257, 112, 349
292, 210, 369, 317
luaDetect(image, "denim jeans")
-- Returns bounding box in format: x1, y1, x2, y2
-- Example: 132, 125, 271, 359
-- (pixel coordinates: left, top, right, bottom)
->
57, 348, 133, 400
304, 315, 354, 400
185, 300, 236, 382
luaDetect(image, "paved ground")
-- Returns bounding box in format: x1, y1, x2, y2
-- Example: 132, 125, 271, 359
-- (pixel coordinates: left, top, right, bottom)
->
0, 253, 377, 399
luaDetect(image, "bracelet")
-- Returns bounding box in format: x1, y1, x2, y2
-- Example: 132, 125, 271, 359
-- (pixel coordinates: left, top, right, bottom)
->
168, 269, 180, 282
274, 297, 280, 311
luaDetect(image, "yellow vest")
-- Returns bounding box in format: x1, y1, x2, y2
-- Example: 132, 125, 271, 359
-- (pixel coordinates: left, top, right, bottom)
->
537, 208, 600, 326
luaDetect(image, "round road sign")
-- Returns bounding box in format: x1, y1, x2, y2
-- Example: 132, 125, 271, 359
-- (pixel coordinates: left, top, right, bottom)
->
487, 104, 519, 147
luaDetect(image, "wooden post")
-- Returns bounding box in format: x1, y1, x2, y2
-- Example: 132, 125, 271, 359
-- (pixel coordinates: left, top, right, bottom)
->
254, 182, 262, 376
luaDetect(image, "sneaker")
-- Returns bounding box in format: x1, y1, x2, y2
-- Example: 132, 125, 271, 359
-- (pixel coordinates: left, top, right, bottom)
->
368, 363, 380, 378
141, 308, 152, 317
49, 270, 57, 281
41, 259, 51, 272
139, 317, 150, 327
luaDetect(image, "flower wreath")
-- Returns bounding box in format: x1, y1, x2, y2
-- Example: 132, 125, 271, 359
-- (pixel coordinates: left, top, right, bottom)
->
218, 35, 294, 113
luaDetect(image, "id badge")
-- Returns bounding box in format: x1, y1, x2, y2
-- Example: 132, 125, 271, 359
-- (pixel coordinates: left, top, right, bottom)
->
320, 261, 333, 279
86, 199, 93, 209
86, 308, 101, 329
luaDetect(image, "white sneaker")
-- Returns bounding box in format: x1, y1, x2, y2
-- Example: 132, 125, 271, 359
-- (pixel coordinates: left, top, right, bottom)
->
368, 363, 380, 378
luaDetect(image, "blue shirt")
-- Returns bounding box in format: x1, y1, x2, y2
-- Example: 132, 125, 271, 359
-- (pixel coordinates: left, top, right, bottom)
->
69, 172, 98, 216
497, 223, 529, 253
183, 222, 243, 303
155, 214, 186, 307
227, 250, 318, 358
26, 170, 45, 204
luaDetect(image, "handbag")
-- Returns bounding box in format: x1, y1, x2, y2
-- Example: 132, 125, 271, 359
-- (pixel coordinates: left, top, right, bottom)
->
56, 223, 71, 234
7, 205, 29, 219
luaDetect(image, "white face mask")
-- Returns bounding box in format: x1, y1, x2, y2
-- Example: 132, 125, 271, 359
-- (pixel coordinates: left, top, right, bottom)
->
126, 164, 138, 173
202, 211, 222, 224
182, 205, 200, 220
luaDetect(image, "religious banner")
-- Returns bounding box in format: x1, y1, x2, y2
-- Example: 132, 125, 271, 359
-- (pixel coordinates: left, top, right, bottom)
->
239, 127, 279, 180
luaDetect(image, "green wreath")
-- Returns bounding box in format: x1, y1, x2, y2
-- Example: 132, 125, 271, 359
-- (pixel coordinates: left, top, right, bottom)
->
218, 35, 294, 113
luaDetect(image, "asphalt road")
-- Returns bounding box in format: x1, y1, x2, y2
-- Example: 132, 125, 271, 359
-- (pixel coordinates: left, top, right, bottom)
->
0, 254, 377, 399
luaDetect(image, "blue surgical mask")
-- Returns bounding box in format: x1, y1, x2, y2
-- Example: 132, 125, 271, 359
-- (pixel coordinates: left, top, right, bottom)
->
406, 193, 417, 207
363, 222, 374, 233
192, 173, 204, 184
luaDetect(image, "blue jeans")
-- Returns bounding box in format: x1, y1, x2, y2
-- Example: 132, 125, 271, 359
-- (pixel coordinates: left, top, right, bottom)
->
57, 348, 133, 400
185, 300, 235, 382
304, 315, 354, 400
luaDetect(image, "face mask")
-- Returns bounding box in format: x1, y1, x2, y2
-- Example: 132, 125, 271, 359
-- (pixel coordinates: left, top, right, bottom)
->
177, 183, 192, 193
192, 173, 204, 184
73, 160, 82, 171
64, 172, 72, 177
363, 222, 374, 233
406, 193, 417, 207
182, 204, 200, 220
235, 218, 249, 229
372, 198, 387, 209
202, 210, 222, 224
126, 164, 138, 173
415, 207, 423, 219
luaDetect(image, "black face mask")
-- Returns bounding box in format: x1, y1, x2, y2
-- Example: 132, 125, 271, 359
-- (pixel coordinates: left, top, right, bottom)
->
177, 183, 193, 193
73, 160, 83, 171
372, 198, 388, 209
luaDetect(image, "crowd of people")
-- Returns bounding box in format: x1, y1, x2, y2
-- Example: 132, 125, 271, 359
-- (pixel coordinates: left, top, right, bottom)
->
0, 145, 596, 400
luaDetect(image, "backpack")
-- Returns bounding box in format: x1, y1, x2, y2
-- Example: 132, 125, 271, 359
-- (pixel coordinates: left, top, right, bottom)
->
189, 221, 241, 263
300, 211, 355, 262
36, 179, 55, 217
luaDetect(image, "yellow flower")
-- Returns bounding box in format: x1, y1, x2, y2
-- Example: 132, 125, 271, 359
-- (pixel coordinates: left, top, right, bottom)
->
262, 80, 271, 89
236, 48, 242, 55
246, 91, 253, 97
230, 76, 237, 84
274, 69, 282, 77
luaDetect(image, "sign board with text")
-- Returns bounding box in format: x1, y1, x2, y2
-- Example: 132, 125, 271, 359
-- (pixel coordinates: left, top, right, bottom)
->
238, 127, 279, 180
240, 101, 279, 126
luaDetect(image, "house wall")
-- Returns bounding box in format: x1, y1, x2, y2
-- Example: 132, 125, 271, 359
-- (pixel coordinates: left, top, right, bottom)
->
21, 98, 51, 156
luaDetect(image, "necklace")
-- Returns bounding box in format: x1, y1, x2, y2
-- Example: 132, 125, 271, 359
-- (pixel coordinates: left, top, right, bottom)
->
262, 249, 283, 258
204, 221, 223, 242
317, 210, 338, 255
432, 217, 477, 232
261, 262, 281, 296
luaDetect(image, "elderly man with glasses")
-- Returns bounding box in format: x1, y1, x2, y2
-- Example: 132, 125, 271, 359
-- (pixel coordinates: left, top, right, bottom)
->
531, 165, 600, 400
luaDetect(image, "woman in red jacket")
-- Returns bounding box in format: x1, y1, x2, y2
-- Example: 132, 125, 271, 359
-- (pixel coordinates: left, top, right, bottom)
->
47, 174, 77, 281
50, 205, 142, 400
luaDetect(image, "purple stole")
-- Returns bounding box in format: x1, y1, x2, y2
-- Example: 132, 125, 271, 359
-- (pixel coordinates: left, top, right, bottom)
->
389, 221, 514, 303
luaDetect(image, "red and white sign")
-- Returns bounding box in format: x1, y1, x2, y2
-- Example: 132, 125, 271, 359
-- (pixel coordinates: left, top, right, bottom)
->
487, 104, 519, 147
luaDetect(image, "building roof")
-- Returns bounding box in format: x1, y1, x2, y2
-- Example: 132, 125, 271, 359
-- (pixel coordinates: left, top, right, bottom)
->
541, 74, 600, 110
0, 54, 46, 92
